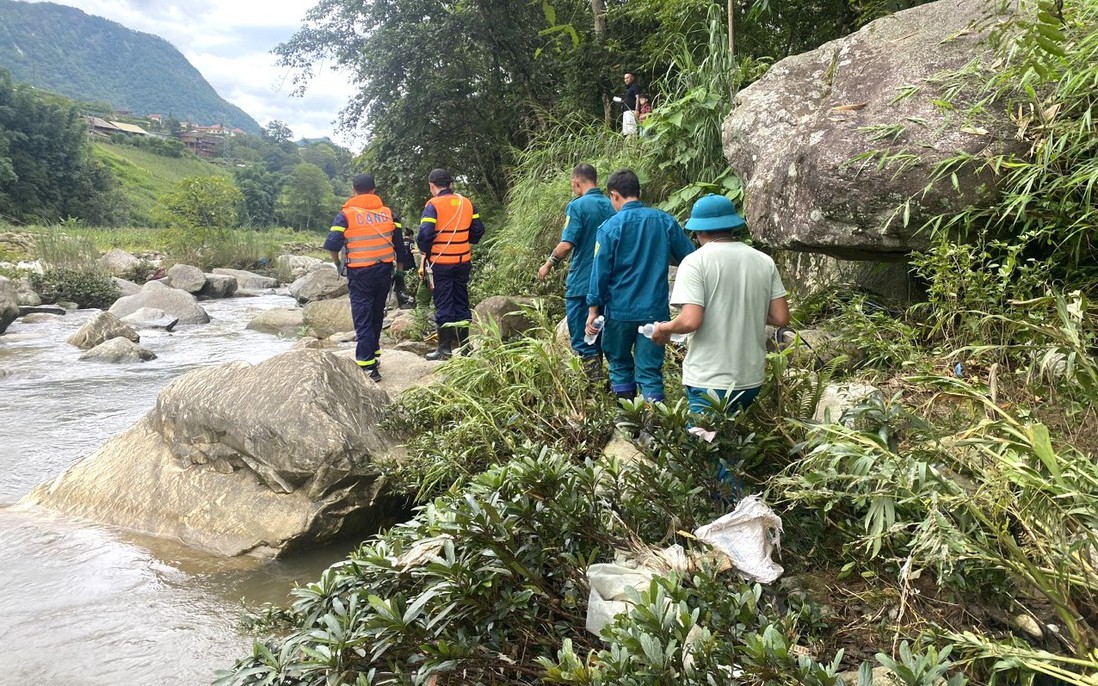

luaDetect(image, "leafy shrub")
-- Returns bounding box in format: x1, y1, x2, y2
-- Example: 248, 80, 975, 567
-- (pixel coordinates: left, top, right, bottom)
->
30, 267, 119, 309
119, 259, 158, 284
382, 310, 614, 499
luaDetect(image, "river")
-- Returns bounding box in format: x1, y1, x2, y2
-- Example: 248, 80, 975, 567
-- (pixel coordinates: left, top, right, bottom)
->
0, 294, 354, 685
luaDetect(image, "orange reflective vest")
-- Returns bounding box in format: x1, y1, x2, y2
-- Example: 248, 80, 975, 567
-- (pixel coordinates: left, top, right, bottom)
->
426, 193, 473, 265
342, 194, 396, 268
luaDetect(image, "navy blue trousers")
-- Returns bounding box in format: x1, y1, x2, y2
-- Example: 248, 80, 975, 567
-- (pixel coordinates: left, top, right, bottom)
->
432, 262, 472, 327
348, 262, 393, 368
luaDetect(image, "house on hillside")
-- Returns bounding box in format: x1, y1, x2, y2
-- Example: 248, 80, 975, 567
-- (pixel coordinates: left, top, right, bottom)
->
194, 124, 228, 137
179, 131, 218, 158
109, 121, 150, 136
230, 127, 245, 137
147, 114, 163, 123
86, 116, 122, 137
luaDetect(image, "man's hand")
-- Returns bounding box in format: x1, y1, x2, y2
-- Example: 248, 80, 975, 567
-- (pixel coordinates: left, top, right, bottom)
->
585, 311, 600, 336
650, 321, 671, 346
537, 261, 552, 281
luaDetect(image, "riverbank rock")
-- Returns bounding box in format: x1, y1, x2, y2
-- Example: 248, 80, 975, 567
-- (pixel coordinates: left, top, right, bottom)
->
200, 273, 239, 299
277, 254, 325, 280
98, 249, 141, 277
109, 280, 210, 325
387, 310, 418, 340
79, 337, 157, 363
24, 350, 413, 557
212, 268, 278, 291
16, 277, 41, 307
18, 304, 67, 317
165, 264, 206, 293
247, 307, 305, 336
67, 312, 140, 349
0, 277, 19, 334
723, 0, 1020, 258
474, 295, 540, 340
289, 266, 348, 304
335, 348, 441, 397
112, 277, 142, 298
814, 382, 884, 425
303, 296, 353, 339
120, 308, 179, 331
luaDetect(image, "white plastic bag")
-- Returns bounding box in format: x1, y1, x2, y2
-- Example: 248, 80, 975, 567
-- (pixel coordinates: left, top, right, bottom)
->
694, 495, 784, 584
585, 563, 656, 635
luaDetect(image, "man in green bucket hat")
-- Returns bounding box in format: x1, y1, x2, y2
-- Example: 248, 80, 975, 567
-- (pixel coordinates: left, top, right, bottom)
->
650, 194, 790, 416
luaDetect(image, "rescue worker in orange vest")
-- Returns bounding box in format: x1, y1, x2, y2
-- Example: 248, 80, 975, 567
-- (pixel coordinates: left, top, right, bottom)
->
324, 173, 414, 382
418, 168, 485, 360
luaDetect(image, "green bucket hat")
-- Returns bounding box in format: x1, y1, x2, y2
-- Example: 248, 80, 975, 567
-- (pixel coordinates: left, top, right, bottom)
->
685, 194, 746, 232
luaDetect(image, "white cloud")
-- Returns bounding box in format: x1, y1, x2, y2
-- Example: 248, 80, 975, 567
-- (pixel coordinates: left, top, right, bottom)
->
31, 0, 357, 146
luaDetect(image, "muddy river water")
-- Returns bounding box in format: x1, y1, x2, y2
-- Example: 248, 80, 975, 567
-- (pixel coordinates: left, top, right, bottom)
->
0, 294, 354, 685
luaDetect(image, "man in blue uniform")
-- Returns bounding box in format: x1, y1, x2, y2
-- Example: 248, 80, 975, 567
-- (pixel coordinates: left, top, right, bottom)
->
585, 169, 695, 402
323, 173, 414, 382
537, 163, 616, 375
418, 168, 486, 360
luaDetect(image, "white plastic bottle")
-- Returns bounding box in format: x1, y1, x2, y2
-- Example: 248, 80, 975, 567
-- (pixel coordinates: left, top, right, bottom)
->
584, 315, 605, 345
639, 323, 686, 343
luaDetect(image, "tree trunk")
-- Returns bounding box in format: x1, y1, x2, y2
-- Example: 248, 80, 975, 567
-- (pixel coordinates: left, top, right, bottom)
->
727, 0, 735, 55
590, 0, 606, 36
591, 0, 611, 124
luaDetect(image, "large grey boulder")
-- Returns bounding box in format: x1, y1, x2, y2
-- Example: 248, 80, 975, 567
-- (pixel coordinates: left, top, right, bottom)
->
112, 277, 141, 298
247, 307, 305, 336
109, 280, 210, 325
723, 0, 1020, 258
212, 268, 277, 291
288, 266, 348, 304
200, 273, 239, 299
0, 277, 19, 334
474, 295, 540, 340
277, 254, 325, 281
16, 277, 41, 307
24, 350, 411, 557
97, 248, 141, 277
165, 264, 206, 293
79, 337, 157, 363
303, 295, 354, 338
814, 382, 884, 425
67, 312, 140, 350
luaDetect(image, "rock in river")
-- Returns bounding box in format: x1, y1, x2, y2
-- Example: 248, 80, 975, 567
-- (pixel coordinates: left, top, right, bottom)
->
67, 311, 140, 350
0, 276, 19, 334
79, 337, 157, 363
247, 307, 305, 336
164, 264, 207, 293
109, 280, 210, 325
212, 268, 278, 291
23, 350, 411, 557
288, 266, 348, 304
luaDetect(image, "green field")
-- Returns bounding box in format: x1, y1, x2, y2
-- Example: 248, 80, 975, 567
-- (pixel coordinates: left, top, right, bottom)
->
92, 143, 229, 225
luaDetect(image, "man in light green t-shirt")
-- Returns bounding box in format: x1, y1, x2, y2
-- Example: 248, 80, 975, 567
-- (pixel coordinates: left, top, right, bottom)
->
651, 194, 789, 415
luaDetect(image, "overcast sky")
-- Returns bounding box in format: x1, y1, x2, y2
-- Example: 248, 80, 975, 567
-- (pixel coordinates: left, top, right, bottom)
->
35, 0, 354, 146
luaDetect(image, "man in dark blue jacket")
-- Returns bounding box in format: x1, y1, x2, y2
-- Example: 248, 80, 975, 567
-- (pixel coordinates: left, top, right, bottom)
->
537, 163, 615, 374
586, 169, 695, 402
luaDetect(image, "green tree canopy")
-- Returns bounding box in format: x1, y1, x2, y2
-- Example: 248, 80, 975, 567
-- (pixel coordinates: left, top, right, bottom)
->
0, 67, 121, 225
156, 175, 243, 230
279, 162, 337, 231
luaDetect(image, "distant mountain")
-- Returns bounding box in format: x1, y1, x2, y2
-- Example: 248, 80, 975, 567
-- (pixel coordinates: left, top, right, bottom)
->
0, 0, 260, 133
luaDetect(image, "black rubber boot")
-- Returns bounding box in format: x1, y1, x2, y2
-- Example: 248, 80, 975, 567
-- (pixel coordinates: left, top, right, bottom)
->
581, 355, 604, 385
452, 325, 470, 355
426, 328, 453, 361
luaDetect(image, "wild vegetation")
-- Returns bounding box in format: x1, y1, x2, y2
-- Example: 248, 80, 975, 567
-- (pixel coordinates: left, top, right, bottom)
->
215, 0, 1098, 683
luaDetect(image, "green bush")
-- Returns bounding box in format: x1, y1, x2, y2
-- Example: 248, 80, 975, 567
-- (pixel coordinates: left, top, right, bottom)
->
382, 309, 614, 499
30, 267, 119, 309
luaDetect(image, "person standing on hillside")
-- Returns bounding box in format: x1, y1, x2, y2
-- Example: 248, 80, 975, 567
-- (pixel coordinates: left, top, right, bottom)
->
585, 169, 695, 403
537, 163, 616, 377
614, 72, 640, 135
650, 194, 789, 415
418, 168, 485, 360
324, 173, 414, 382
